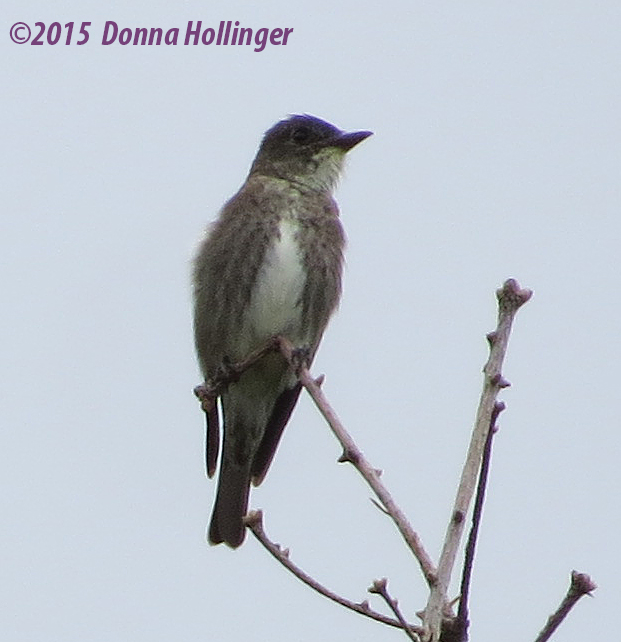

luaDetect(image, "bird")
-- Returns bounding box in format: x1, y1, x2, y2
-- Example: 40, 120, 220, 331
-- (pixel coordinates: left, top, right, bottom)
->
192, 114, 372, 547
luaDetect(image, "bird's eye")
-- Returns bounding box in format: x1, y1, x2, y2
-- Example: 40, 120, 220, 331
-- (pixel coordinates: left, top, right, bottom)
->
291, 126, 312, 145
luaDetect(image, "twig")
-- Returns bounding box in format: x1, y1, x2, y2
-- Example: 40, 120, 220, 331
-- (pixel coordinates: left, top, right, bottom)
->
193, 338, 283, 477
275, 336, 438, 588
452, 401, 505, 641
193, 337, 281, 412
369, 578, 421, 642
423, 279, 532, 641
534, 571, 597, 642
245, 510, 424, 636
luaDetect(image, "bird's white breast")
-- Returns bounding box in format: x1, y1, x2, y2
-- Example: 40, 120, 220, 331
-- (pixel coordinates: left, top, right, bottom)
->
246, 218, 306, 344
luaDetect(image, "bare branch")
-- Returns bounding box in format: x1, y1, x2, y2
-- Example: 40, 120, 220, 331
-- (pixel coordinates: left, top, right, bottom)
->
534, 571, 597, 642
275, 336, 438, 588
193, 337, 281, 413
245, 510, 424, 636
192, 280, 594, 642
369, 578, 421, 642
423, 279, 532, 641
452, 401, 505, 641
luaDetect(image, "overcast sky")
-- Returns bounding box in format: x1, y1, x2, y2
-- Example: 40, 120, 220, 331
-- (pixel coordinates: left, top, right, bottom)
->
3, 1, 619, 641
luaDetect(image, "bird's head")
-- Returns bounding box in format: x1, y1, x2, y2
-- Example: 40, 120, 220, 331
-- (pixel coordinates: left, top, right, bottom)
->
249, 114, 372, 191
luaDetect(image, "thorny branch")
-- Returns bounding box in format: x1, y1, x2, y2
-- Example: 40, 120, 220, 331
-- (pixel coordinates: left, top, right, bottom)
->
245, 510, 424, 638
276, 335, 438, 588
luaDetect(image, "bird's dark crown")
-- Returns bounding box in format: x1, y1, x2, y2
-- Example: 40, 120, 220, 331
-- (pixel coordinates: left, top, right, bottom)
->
256, 115, 342, 159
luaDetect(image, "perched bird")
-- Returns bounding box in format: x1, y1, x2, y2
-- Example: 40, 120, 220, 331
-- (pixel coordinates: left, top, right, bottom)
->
193, 114, 371, 547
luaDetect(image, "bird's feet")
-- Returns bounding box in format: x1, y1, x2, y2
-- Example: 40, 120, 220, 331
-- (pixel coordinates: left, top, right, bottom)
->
290, 345, 311, 371
193, 356, 241, 414
215, 355, 242, 384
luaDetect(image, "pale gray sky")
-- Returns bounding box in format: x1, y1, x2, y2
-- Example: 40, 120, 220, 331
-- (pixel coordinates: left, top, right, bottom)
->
3, 1, 619, 641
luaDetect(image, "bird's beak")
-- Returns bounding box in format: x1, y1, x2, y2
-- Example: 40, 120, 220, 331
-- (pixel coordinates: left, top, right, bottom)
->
332, 130, 373, 152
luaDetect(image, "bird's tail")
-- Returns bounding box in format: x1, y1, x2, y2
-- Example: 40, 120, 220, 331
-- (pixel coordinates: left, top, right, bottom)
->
208, 437, 253, 548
